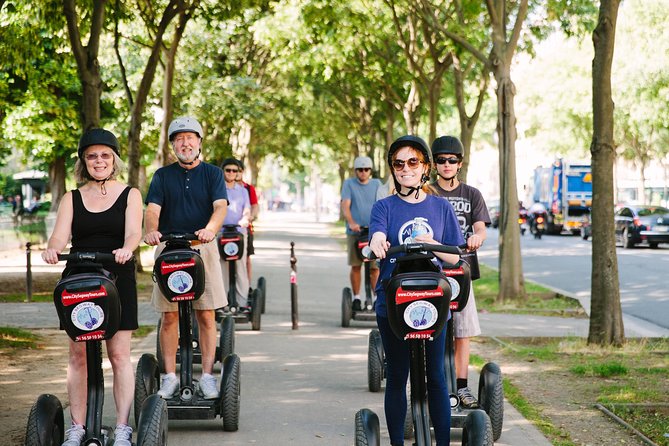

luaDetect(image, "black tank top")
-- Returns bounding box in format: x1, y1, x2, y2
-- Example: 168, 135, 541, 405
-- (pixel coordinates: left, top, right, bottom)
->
71, 187, 131, 253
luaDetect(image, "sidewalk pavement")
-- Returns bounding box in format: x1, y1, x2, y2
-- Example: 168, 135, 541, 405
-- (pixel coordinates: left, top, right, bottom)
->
4, 210, 652, 445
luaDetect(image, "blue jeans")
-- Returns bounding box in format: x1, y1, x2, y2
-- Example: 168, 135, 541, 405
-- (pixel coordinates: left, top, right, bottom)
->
377, 316, 451, 445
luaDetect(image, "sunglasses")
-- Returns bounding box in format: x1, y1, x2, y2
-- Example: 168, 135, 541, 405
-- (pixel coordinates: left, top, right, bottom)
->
224, 168, 239, 173
356, 168, 371, 172
392, 157, 424, 171
85, 152, 114, 161
435, 157, 460, 165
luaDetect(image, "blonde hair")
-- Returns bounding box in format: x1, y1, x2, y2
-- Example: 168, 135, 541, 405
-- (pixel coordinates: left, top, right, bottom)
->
74, 151, 126, 183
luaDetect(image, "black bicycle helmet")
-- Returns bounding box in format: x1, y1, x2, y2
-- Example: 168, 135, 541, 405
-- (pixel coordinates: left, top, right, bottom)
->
431, 135, 463, 158
387, 135, 431, 198
220, 157, 242, 170
77, 128, 120, 160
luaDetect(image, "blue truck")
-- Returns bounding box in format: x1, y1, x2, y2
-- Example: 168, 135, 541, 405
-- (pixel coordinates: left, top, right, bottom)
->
532, 159, 592, 235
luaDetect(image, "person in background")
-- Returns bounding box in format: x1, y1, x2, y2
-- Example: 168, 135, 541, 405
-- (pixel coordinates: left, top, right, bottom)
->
236, 160, 259, 285
42, 128, 143, 446
144, 116, 228, 401
430, 135, 490, 409
220, 158, 251, 307
341, 156, 382, 310
369, 135, 463, 445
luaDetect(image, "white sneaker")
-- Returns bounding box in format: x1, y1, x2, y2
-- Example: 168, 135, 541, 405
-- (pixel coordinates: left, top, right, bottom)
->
199, 373, 219, 399
157, 372, 179, 398
62, 423, 85, 446
113, 424, 133, 446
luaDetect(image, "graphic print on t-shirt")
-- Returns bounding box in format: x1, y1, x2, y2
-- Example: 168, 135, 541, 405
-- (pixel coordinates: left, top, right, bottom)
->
444, 196, 472, 237
398, 217, 434, 244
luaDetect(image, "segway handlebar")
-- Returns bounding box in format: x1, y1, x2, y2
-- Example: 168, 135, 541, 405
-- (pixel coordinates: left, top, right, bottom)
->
57, 252, 118, 263
363, 242, 466, 260
159, 232, 199, 242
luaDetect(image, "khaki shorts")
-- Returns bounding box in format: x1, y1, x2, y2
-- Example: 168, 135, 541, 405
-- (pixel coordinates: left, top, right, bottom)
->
347, 234, 380, 269
452, 286, 481, 338
151, 240, 227, 312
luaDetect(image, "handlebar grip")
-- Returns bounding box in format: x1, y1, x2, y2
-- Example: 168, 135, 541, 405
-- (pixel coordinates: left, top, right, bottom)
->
57, 252, 118, 263
364, 243, 465, 260
159, 232, 199, 242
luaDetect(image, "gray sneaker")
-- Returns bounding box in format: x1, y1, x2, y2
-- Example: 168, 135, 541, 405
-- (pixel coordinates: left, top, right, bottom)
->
113, 424, 133, 446
157, 373, 179, 398
199, 373, 219, 399
62, 423, 85, 446
457, 387, 480, 409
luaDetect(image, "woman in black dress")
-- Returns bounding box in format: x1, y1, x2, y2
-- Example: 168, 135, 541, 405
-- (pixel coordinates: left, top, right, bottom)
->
42, 128, 143, 446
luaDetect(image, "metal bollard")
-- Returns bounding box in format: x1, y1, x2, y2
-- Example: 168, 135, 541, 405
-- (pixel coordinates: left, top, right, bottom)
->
26, 242, 33, 303
290, 241, 298, 330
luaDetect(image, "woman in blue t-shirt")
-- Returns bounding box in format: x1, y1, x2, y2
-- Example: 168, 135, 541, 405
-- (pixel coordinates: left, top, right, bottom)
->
369, 135, 464, 446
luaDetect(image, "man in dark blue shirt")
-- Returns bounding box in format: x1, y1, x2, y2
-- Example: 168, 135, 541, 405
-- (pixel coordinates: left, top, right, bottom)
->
144, 116, 228, 400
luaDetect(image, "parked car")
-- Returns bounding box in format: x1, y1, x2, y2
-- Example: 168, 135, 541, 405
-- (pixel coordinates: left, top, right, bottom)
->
614, 205, 669, 248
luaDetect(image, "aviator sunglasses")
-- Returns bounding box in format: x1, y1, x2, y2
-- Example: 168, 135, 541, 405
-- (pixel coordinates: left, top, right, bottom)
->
435, 156, 460, 165
392, 157, 424, 171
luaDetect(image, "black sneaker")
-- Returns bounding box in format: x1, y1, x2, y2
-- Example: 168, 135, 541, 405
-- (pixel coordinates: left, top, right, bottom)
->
352, 298, 362, 312
457, 387, 479, 409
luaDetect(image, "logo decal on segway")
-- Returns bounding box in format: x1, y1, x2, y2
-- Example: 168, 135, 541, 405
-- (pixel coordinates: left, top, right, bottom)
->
445, 277, 460, 300
403, 300, 438, 330
167, 270, 194, 294
71, 301, 105, 331
223, 241, 239, 257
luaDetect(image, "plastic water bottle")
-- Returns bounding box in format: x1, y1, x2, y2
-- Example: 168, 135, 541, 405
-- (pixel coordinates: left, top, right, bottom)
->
408, 217, 429, 243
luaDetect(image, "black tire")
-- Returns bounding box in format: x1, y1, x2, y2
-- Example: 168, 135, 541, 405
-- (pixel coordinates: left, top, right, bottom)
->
649, 242, 659, 249
341, 287, 353, 327
136, 394, 168, 446
478, 362, 504, 441
403, 388, 413, 440
134, 353, 160, 427
367, 329, 384, 392
219, 315, 235, 361
461, 409, 493, 446
257, 276, 266, 314
623, 228, 634, 249
24, 394, 64, 446
354, 408, 380, 446
250, 288, 262, 331
221, 353, 241, 431
155, 318, 164, 373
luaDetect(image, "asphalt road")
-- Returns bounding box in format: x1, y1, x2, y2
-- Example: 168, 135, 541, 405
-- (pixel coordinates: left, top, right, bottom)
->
479, 228, 669, 335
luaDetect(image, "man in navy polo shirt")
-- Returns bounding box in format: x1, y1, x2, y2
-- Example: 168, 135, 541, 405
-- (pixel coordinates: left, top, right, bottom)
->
144, 116, 228, 400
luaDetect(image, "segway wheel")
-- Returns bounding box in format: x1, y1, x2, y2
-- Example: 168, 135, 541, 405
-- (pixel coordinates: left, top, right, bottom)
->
257, 276, 267, 314
220, 353, 241, 431
250, 288, 262, 331
341, 287, 353, 327
219, 314, 235, 361
478, 362, 504, 441
155, 318, 164, 373
134, 353, 160, 427
136, 394, 168, 446
367, 329, 384, 392
24, 394, 64, 446
403, 392, 413, 440
461, 409, 493, 446
354, 408, 380, 446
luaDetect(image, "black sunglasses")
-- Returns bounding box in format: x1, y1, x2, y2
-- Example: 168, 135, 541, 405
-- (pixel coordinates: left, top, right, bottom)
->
392, 157, 424, 171
435, 157, 460, 165
356, 167, 371, 172
224, 168, 239, 173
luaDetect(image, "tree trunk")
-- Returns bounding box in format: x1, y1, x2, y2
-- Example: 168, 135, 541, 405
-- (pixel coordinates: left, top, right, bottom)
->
495, 73, 525, 302
48, 156, 67, 211
588, 0, 624, 346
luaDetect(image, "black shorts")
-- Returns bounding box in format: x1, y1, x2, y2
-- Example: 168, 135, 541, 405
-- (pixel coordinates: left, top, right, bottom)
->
247, 231, 255, 256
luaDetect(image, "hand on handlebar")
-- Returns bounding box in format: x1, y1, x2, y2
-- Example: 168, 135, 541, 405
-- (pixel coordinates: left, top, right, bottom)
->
42, 248, 61, 265
194, 228, 216, 243
369, 233, 390, 259
112, 247, 134, 264
144, 230, 163, 246
466, 234, 483, 252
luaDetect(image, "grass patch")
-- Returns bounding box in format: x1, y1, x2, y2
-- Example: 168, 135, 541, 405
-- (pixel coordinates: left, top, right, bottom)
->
0, 292, 52, 303
133, 325, 155, 338
0, 326, 42, 349
492, 337, 669, 445
474, 264, 585, 316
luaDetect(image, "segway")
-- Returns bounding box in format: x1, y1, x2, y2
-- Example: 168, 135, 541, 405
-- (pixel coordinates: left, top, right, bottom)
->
25, 252, 168, 446
342, 227, 376, 327
356, 243, 493, 446
135, 233, 241, 431
217, 224, 263, 330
